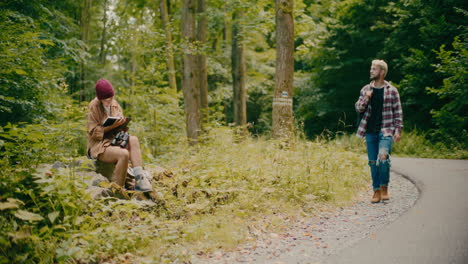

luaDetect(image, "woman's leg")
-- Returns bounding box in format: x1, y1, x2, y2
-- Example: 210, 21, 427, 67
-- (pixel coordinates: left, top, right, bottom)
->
127, 136, 143, 168
98, 146, 129, 187
126, 135, 152, 191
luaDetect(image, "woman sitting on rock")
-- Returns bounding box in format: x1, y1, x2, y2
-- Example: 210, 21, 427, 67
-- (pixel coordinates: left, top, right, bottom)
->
86, 78, 152, 192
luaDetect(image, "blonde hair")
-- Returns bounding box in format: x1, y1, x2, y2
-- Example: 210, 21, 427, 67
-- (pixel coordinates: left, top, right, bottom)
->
372, 59, 388, 77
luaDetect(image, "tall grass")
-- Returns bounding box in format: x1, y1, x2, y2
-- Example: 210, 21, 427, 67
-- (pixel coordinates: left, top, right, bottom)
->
133, 127, 368, 260
1, 121, 369, 262
329, 130, 467, 159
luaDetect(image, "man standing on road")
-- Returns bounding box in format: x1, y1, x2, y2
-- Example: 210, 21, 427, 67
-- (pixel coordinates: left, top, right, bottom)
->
355, 60, 403, 203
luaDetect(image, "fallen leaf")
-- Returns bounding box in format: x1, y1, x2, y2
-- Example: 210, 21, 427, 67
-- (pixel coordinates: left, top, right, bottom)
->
14, 210, 44, 221
0, 201, 19, 210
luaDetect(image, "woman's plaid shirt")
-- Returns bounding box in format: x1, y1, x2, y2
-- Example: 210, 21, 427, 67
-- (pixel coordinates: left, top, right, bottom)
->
355, 81, 403, 138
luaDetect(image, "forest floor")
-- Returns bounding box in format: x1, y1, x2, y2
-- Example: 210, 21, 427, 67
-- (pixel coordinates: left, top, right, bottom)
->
192, 171, 418, 264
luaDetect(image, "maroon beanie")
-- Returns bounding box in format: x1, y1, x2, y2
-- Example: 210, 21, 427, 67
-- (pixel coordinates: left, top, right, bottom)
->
95, 79, 115, 100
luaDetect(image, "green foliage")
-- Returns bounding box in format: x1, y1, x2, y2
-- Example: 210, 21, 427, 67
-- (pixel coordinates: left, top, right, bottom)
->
0, 162, 92, 263
117, 89, 186, 160
380, 1, 466, 131
0, 104, 86, 169
0, 3, 81, 125
0, 97, 88, 262
295, 0, 467, 141
427, 34, 468, 147
295, 0, 392, 136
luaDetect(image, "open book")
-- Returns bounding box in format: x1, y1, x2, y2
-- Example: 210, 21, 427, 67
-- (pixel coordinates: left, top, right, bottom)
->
102, 116, 121, 127
102, 116, 131, 128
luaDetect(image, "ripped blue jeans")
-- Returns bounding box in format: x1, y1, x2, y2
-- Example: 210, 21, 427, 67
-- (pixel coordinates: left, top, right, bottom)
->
365, 132, 393, 190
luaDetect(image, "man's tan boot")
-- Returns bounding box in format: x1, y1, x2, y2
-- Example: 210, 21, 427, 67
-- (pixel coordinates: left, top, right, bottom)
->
381, 185, 389, 201
371, 189, 381, 203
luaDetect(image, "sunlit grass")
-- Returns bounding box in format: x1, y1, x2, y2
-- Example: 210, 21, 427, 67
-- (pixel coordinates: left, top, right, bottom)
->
329, 130, 467, 159
35, 127, 369, 263
134, 127, 368, 261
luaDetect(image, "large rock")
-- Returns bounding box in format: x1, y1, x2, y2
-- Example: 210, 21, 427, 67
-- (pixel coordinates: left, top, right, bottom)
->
52, 161, 66, 169
86, 186, 113, 199
95, 160, 115, 178
70, 158, 96, 172
91, 174, 110, 187
48, 158, 170, 203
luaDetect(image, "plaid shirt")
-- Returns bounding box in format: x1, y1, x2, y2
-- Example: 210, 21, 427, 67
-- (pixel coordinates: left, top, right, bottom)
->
355, 81, 403, 138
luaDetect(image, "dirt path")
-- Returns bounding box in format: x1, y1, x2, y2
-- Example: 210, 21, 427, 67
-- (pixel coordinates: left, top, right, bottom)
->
325, 158, 468, 264
192, 170, 419, 264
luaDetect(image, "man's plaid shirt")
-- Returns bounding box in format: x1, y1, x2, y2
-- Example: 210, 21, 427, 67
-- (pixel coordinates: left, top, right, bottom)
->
355, 81, 403, 138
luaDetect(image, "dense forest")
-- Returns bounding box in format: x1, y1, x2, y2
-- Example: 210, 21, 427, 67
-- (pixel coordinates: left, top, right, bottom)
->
0, 0, 466, 263
1, 0, 466, 144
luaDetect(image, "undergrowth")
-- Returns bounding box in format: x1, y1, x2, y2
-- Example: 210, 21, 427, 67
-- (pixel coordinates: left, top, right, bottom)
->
0, 124, 368, 263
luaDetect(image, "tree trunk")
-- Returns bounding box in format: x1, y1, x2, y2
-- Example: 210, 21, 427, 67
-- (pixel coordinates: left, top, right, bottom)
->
160, 0, 177, 91
231, 11, 247, 136
80, 0, 93, 102
197, 0, 208, 125
81, 0, 93, 44
166, 0, 172, 15
182, 0, 201, 144
99, 0, 108, 65
272, 0, 294, 138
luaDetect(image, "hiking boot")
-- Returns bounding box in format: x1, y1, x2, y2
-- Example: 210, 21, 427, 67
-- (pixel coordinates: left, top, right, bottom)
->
135, 174, 153, 192
380, 185, 390, 201
371, 189, 381, 203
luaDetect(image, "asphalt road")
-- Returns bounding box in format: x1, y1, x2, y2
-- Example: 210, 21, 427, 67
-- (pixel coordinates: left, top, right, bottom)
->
325, 157, 468, 264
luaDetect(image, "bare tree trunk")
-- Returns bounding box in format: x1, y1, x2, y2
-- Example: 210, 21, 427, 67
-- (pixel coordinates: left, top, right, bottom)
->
99, 0, 108, 65
160, 0, 177, 91
182, 0, 201, 144
81, 0, 93, 43
231, 11, 247, 136
197, 0, 208, 125
80, 0, 93, 102
272, 0, 294, 139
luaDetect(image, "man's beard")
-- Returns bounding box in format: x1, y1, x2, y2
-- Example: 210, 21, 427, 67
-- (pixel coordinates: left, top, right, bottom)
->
370, 75, 378, 81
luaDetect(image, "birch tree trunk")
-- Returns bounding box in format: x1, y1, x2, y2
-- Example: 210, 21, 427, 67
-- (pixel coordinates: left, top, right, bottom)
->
182, 0, 201, 144
272, 0, 294, 138
197, 0, 208, 124
160, 0, 177, 91
231, 11, 247, 136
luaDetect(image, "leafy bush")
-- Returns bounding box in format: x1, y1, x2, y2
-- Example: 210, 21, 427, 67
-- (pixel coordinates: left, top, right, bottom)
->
0, 99, 89, 263
427, 34, 467, 148
0, 4, 81, 125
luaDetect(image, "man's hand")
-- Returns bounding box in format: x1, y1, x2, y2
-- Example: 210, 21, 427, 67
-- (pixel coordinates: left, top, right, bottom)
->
394, 133, 401, 143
